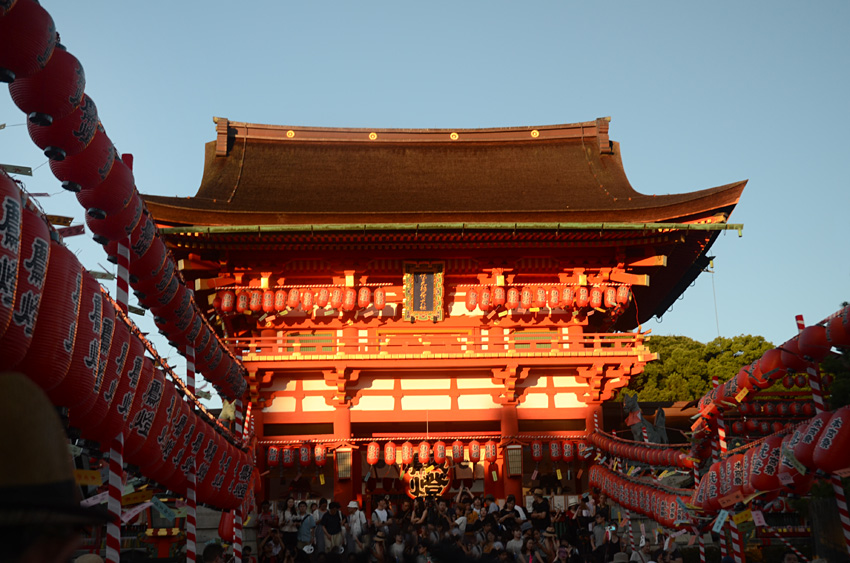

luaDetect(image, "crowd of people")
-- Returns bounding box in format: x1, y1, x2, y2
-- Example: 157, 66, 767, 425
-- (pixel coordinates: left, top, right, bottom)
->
250, 488, 686, 563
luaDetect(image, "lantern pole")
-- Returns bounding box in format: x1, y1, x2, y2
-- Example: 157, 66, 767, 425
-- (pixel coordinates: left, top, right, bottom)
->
710, 377, 735, 562
185, 346, 198, 563
233, 397, 244, 563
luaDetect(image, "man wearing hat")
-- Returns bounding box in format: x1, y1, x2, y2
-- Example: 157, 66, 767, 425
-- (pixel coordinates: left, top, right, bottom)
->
0, 372, 111, 563
529, 488, 551, 532
346, 499, 367, 553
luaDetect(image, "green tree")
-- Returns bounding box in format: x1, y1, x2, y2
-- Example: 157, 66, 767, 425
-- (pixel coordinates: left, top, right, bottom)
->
622, 334, 775, 402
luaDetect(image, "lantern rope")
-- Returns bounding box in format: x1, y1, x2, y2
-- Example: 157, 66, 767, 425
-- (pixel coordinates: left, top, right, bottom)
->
257, 434, 591, 446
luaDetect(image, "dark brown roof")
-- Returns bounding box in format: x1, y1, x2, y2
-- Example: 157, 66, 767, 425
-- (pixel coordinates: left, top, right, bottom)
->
143, 117, 745, 227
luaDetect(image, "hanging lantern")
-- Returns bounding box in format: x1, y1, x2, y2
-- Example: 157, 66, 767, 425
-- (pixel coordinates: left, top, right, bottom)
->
0, 0, 57, 83
262, 290, 275, 313
576, 286, 590, 308
616, 285, 631, 304
249, 289, 263, 312
418, 441, 430, 464
603, 286, 617, 308
218, 290, 235, 313
341, 287, 356, 311
330, 287, 343, 309
549, 441, 562, 462
10, 44, 85, 126
49, 126, 115, 193
468, 440, 481, 464
317, 287, 330, 308
520, 287, 533, 309
561, 287, 575, 308
451, 440, 464, 463
589, 286, 603, 308
286, 288, 300, 309
357, 287, 372, 308
374, 287, 386, 309
267, 446, 280, 467
27, 94, 97, 161
479, 287, 492, 312
813, 405, 850, 474
384, 441, 397, 465
298, 444, 311, 467
235, 291, 250, 313
795, 373, 808, 388
0, 171, 22, 339
314, 444, 327, 467
562, 440, 575, 463
465, 288, 478, 312
424, 441, 443, 466
506, 288, 519, 310
281, 447, 296, 468
274, 289, 287, 311
484, 440, 497, 463
366, 441, 381, 466
548, 287, 560, 309
301, 289, 314, 310
401, 441, 415, 465
534, 287, 547, 308
492, 286, 506, 307
826, 306, 850, 348
531, 440, 544, 463
798, 325, 831, 361
749, 435, 784, 493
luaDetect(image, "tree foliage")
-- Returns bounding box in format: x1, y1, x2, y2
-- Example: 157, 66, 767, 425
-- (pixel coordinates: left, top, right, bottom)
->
622, 334, 775, 402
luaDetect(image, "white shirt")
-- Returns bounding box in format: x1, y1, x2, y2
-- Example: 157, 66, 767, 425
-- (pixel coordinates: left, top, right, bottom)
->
349, 510, 367, 538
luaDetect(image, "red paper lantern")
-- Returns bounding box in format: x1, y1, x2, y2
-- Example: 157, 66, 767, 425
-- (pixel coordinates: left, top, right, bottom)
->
384, 441, 397, 465
749, 435, 784, 493
826, 307, 850, 347
603, 286, 617, 308
433, 441, 447, 465
262, 290, 275, 313
531, 440, 544, 462
451, 440, 464, 462
281, 446, 296, 468
780, 338, 810, 372
795, 374, 808, 388
299, 444, 312, 467
520, 287, 532, 309
85, 193, 143, 244
401, 441, 415, 465
27, 93, 96, 160
0, 206, 49, 364
342, 287, 357, 311
301, 289, 314, 310
249, 290, 263, 312
267, 446, 280, 467
465, 288, 478, 312
813, 405, 850, 474
123, 364, 163, 459
548, 287, 560, 309
549, 441, 562, 462
794, 411, 833, 470
374, 287, 386, 309
759, 348, 786, 382
777, 433, 814, 495
357, 287, 372, 308
562, 440, 575, 463
219, 290, 235, 313
616, 285, 630, 304
589, 286, 603, 308
492, 286, 506, 306
314, 444, 327, 467
479, 287, 492, 312
484, 440, 497, 463
235, 291, 249, 313
576, 286, 590, 308
330, 287, 343, 309
49, 126, 114, 193
418, 441, 430, 464
274, 289, 287, 311
533, 287, 547, 308
798, 325, 831, 361
286, 288, 300, 309
0, 171, 22, 339
0, 0, 57, 83
506, 288, 519, 310
10, 44, 84, 125
561, 287, 575, 308
317, 288, 330, 308
15, 241, 80, 391
468, 440, 481, 463
366, 441, 381, 465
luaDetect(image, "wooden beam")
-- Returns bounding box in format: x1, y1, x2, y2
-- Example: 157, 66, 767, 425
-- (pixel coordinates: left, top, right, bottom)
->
178, 257, 223, 273
194, 276, 236, 291
627, 255, 667, 268
609, 270, 650, 286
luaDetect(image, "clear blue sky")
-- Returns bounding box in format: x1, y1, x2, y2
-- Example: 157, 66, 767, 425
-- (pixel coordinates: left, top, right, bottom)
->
2, 2, 848, 403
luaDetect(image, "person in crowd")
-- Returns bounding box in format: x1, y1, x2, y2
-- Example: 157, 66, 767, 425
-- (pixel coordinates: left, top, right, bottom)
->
530, 489, 552, 532
506, 527, 525, 560
280, 496, 300, 551
521, 537, 548, 563
258, 500, 277, 543
388, 531, 406, 562
630, 538, 653, 563
260, 528, 284, 561
296, 501, 316, 551
346, 499, 368, 553
243, 545, 258, 563
371, 530, 387, 562
498, 496, 525, 533
313, 498, 328, 554
601, 530, 624, 562
321, 501, 346, 553
372, 497, 393, 536
540, 526, 558, 561
590, 513, 609, 563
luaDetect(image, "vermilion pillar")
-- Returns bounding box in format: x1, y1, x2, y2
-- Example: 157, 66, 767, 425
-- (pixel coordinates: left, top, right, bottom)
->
501, 404, 523, 501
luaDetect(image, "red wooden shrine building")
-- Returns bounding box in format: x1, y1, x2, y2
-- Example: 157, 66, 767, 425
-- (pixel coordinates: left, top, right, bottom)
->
142, 117, 744, 507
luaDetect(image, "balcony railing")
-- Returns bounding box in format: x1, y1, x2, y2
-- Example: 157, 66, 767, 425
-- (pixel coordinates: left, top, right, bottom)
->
228, 329, 650, 362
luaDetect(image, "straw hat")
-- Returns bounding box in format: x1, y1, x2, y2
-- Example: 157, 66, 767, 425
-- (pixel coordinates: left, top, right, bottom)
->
533, 488, 544, 496
0, 372, 110, 525
543, 526, 557, 538
374, 531, 387, 542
